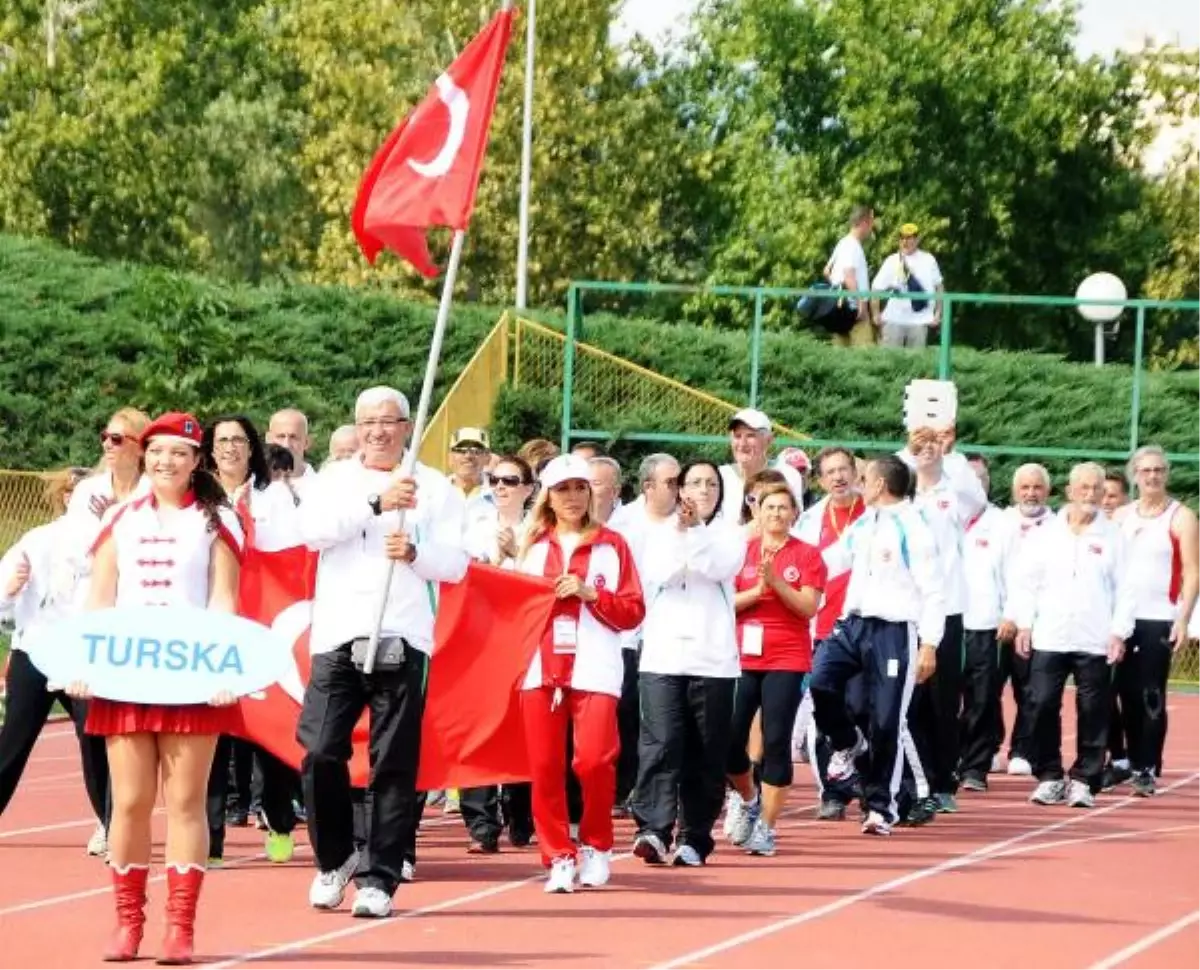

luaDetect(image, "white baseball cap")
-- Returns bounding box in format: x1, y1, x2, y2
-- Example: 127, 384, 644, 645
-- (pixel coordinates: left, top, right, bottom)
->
729, 407, 772, 433
539, 454, 593, 491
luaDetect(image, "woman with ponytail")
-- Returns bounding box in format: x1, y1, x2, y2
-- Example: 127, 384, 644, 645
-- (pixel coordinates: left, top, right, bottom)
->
68, 412, 244, 965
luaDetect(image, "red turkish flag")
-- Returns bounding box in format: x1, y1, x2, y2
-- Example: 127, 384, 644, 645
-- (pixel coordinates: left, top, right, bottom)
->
351, 8, 515, 277
235, 550, 554, 792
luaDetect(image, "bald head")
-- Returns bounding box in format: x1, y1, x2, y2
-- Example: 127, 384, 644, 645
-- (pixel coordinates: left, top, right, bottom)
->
267, 408, 311, 469
328, 424, 357, 461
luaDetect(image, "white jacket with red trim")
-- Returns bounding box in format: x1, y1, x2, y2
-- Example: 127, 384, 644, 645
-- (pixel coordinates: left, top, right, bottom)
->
518, 524, 645, 697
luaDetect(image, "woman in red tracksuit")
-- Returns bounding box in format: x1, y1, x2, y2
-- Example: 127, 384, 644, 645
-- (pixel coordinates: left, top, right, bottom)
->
517, 454, 645, 894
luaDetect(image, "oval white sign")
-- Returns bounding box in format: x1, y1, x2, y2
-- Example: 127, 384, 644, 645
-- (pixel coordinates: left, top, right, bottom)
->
23, 605, 295, 705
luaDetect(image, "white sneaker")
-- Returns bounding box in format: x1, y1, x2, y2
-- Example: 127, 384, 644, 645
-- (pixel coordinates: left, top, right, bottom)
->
1066, 779, 1095, 809
1029, 779, 1067, 805
670, 845, 703, 867
1007, 756, 1033, 776
828, 728, 866, 782
544, 856, 576, 894
350, 886, 392, 918
743, 818, 777, 856
400, 860, 416, 883
721, 790, 742, 840
577, 846, 611, 888
861, 811, 892, 836
727, 794, 759, 847
308, 850, 360, 910
87, 823, 108, 857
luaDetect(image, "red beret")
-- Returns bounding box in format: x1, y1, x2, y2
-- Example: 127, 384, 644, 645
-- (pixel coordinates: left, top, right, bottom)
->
141, 412, 203, 449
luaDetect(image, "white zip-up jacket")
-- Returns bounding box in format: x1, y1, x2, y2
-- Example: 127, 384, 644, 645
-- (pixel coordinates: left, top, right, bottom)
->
1010, 509, 1136, 655
999, 506, 1053, 622
300, 455, 468, 655
912, 472, 977, 616
0, 517, 87, 652
824, 500, 946, 647
638, 516, 744, 679
963, 504, 1008, 631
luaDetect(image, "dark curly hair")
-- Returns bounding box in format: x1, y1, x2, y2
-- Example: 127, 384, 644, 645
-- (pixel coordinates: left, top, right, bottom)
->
201, 414, 270, 492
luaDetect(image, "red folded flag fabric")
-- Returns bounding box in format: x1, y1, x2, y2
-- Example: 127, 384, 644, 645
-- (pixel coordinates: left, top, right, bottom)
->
417, 562, 555, 791
235, 550, 554, 792
351, 8, 515, 277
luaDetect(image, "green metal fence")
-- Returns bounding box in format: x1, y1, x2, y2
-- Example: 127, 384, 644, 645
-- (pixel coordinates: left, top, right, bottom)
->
560, 280, 1200, 469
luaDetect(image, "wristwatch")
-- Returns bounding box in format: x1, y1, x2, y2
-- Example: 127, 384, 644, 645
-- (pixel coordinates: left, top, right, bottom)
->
368, 494, 383, 516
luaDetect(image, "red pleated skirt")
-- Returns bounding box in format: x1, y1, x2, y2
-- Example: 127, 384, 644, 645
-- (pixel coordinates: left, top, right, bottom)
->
86, 699, 243, 737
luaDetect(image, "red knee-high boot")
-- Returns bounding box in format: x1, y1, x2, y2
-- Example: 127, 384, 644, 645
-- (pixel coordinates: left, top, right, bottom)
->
157, 863, 205, 966
104, 864, 149, 962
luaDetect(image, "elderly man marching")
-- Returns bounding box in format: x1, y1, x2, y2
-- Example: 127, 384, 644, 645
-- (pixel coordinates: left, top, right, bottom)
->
1113, 445, 1199, 796
297, 386, 468, 918
1012, 463, 1137, 809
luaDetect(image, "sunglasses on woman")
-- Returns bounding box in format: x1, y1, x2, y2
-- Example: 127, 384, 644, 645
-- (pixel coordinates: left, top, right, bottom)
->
100, 431, 127, 446
487, 473, 528, 488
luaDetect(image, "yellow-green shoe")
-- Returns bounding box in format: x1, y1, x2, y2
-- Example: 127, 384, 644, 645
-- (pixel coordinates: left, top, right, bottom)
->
265, 831, 295, 864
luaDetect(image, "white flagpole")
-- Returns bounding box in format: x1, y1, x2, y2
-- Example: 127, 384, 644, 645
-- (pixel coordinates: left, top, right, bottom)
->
362, 229, 467, 674
514, 0, 535, 309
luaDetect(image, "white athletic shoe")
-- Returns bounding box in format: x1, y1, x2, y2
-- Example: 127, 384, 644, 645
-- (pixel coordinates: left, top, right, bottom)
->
721, 790, 742, 840
1007, 756, 1033, 776
577, 846, 611, 888
828, 728, 867, 782
308, 850, 360, 910
87, 823, 108, 857
861, 811, 892, 836
1029, 779, 1067, 805
544, 856, 576, 894
350, 886, 392, 918
1066, 779, 1095, 809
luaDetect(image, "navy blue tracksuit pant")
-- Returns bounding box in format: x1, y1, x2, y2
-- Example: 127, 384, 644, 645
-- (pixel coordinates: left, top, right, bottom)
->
809, 614, 917, 823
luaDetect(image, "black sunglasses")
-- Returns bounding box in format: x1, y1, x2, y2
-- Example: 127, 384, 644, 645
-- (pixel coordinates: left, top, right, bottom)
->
100, 431, 127, 446
487, 473, 528, 488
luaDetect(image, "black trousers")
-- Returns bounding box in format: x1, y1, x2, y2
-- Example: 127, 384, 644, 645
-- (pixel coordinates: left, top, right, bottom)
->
459, 783, 533, 845
0, 649, 109, 824
909, 613, 963, 795
297, 642, 427, 895
1028, 650, 1110, 792
225, 738, 255, 814
632, 673, 735, 860
206, 737, 298, 857
810, 614, 915, 822
811, 671, 867, 807
615, 646, 641, 805
1116, 620, 1174, 775
726, 670, 806, 787
959, 629, 999, 779
995, 641, 1033, 761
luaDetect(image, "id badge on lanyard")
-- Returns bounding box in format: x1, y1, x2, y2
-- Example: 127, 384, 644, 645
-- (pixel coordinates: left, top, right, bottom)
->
553, 616, 579, 655
741, 622, 764, 657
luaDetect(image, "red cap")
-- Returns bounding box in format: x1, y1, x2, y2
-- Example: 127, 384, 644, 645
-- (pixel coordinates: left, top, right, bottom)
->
777, 447, 811, 475
141, 412, 203, 449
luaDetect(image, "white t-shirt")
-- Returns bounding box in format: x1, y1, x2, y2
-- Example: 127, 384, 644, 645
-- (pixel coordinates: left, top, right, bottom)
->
825, 234, 870, 306
871, 250, 943, 326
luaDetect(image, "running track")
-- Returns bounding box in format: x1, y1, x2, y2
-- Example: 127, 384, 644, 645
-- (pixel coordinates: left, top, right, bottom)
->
1, 695, 1197, 968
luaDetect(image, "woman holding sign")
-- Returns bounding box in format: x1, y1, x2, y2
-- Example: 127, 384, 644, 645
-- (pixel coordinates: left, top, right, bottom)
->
71, 412, 243, 966
517, 454, 645, 895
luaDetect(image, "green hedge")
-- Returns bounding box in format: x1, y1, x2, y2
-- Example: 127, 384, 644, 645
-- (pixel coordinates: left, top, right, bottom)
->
1, 232, 1195, 505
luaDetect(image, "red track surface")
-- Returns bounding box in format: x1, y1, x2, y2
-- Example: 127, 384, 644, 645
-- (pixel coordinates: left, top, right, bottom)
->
2, 695, 1197, 969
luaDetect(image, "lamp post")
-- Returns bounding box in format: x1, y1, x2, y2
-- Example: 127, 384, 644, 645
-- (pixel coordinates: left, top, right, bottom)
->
1075, 272, 1127, 367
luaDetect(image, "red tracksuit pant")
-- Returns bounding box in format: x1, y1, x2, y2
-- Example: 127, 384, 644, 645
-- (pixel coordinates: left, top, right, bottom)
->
520, 686, 619, 866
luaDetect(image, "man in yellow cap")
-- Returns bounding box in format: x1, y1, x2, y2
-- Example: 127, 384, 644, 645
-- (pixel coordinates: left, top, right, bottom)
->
870, 223, 944, 349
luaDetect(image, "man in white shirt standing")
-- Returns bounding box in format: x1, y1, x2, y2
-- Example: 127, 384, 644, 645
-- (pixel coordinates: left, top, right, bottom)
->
297, 386, 468, 918
823, 205, 876, 347
870, 223, 944, 349
717, 409, 772, 523
1013, 462, 1135, 809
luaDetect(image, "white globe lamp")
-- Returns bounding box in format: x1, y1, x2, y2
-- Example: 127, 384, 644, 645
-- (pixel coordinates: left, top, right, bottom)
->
1076, 272, 1126, 365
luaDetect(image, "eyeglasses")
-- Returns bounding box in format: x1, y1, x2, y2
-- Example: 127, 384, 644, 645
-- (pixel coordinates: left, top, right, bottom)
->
357, 418, 406, 431
100, 431, 126, 446
487, 473, 527, 488
683, 479, 720, 490
214, 435, 250, 450
452, 445, 486, 456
